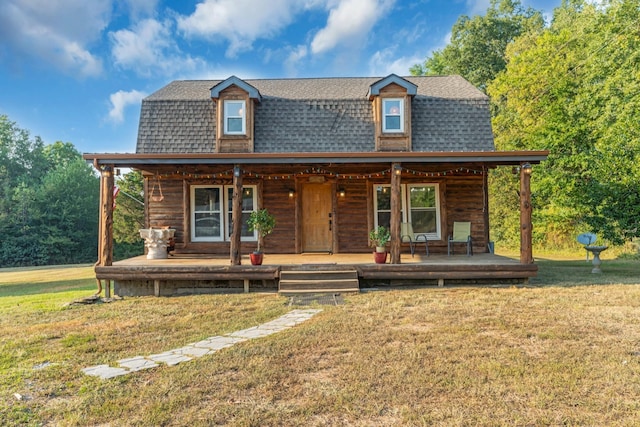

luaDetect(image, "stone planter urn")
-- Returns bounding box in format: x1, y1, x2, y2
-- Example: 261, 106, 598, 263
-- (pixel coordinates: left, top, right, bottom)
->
585, 245, 608, 273
139, 228, 176, 259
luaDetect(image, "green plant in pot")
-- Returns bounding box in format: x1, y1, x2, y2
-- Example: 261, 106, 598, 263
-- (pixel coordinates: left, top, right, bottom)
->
369, 226, 390, 252
246, 209, 276, 265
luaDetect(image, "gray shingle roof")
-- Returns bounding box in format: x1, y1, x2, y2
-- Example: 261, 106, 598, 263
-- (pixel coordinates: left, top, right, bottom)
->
136, 76, 494, 154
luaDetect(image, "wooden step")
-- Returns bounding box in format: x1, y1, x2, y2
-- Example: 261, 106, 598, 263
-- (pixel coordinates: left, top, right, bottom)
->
278, 268, 359, 294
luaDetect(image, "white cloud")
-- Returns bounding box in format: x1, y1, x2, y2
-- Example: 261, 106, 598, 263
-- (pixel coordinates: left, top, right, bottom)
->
110, 18, 207, 77
310, 0, 394, 55
108, 89, 147, 123
0, 0, 109, 77
176, 0, 317, 58
110, 19, 171, 73
120, 0, 158, 19
284, 45, 308, 76
368, 47, 425, 76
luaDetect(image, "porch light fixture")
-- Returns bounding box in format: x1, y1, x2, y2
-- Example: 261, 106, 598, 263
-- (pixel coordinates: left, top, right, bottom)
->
394, 164, 402, 175
338, 187, 346, 198
522, 163, 532, 175
288, 189, 295, 198
233, 165, 241, 177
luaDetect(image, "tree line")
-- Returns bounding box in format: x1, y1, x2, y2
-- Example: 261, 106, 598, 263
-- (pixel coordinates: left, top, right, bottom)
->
412, 0, 640, 249
0, 115, 143, 267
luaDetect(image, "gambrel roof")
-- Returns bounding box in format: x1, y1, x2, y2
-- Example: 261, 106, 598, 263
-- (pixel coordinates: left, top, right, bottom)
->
136, 75, 494, 154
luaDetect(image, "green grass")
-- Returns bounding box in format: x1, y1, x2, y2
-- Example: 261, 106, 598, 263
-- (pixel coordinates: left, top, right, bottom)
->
1, 259, 639, 426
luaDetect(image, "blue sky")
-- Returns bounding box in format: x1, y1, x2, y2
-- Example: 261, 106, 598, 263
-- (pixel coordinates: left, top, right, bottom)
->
0, 0, 559, 154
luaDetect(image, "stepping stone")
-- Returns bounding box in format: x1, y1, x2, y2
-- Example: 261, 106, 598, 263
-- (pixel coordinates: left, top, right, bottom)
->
118, 356, 158, 372
230, 326, 278, 339
82, 364, 129, 379
173, 346, 211, 358
192, 336, 246, 351
148, 352, 192, 366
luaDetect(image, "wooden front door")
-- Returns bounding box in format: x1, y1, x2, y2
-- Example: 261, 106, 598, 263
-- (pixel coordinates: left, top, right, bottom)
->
301, 183, 333, 252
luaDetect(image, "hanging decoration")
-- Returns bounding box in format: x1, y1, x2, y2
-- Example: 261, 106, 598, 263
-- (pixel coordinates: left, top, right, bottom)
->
149, 165, 485, 181
149, 174, 164, 202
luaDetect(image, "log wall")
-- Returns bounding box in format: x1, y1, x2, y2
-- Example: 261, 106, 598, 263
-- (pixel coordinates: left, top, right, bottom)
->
336, 180, 370, 252
144, 166, 489, 256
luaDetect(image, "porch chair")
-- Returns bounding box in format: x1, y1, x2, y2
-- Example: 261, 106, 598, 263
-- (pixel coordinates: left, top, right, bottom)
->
401, 222, 429, 257
448, 221, 473, 256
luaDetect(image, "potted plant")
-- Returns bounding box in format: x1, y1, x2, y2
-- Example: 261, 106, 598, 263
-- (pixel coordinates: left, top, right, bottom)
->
369, 225, 390, 263
246, 209, 276, 265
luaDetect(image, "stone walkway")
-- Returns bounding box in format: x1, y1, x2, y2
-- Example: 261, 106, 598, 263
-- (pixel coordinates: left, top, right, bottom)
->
82, 309, 322, 379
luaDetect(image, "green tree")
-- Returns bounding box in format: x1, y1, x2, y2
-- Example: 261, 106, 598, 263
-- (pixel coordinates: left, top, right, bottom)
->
44, 141, 83, 170
411, 0, 544, 91
0, 115, 101, 266
37, 158, 99, 265
113, 170, 145, 259
489, 0, 640, 246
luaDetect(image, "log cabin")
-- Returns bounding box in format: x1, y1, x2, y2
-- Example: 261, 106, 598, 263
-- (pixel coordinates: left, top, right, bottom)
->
84, 74, 547, 296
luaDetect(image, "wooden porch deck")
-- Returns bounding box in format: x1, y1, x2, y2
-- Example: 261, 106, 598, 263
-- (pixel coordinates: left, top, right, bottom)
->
96, 253, 538, 296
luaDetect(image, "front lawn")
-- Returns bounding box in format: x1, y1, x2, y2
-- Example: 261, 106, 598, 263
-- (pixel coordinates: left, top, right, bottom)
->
1, 260, 639, 426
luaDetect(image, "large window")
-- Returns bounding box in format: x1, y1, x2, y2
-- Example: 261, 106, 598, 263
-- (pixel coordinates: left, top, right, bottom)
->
191, 185, 256, 242
224, 100, 246, 135
374, 184, 441, 239
382, 98, 404, 133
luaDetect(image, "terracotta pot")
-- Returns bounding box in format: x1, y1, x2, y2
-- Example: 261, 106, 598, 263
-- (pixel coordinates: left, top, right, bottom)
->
250, 252, 263, 265
373, 251, 387, 264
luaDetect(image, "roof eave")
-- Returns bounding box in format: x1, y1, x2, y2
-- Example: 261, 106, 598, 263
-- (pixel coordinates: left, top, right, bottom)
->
83, 151, 549, 168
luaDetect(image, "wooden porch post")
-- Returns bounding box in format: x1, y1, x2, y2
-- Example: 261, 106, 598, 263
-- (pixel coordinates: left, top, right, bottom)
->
98, 165, 114, 297
483, 166, 490, 252
230, 164, 243, 265
520, 163, 533, 264
390, 162, 402, 264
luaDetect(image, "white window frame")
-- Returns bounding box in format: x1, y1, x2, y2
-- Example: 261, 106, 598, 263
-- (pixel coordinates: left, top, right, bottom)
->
223, 100, 246, 135
382, 98, 404, 133
373, 183, 441, 240
191, 185, 257, 242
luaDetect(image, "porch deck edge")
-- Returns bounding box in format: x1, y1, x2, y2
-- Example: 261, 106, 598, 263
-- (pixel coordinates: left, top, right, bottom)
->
95, 257, 537, 283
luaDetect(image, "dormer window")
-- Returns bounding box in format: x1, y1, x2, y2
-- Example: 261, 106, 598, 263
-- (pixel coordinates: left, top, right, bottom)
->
383, 98, 404, 133
224, 100, 246, 135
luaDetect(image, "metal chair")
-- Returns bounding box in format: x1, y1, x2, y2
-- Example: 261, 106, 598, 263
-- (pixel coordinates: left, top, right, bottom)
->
448, 221, 473, 256
401, 222, 429, 257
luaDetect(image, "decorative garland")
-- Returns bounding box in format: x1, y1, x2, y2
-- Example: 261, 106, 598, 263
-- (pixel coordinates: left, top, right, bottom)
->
154, 166, 485, 180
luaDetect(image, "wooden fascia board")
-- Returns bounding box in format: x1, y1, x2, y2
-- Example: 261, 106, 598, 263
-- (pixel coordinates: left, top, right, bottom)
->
83, 151, 549, 167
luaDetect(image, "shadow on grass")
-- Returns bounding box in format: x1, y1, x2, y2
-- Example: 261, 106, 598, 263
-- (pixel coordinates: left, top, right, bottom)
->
532, 258, 640, 287
0, 279, 96, 298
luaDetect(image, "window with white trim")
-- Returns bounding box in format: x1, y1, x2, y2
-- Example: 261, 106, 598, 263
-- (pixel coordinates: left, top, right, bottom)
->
224, 100, 246, 135
382, 98, 404, 133
191, 185, 257, 242
373, 184, 441, 239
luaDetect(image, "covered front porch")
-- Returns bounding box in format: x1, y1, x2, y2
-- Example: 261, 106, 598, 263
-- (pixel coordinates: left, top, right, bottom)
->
84, 151, 547, 297
96, 252, 537, 297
